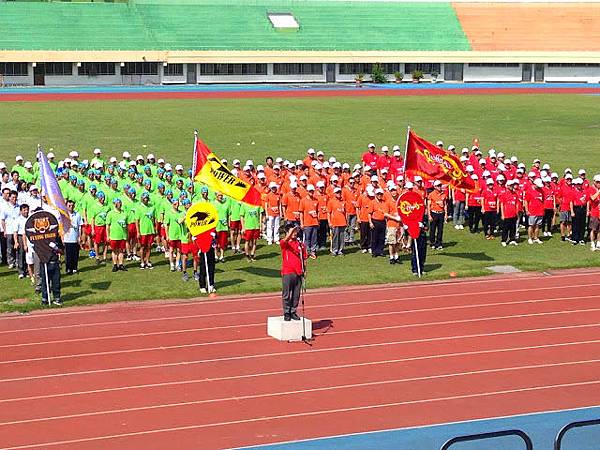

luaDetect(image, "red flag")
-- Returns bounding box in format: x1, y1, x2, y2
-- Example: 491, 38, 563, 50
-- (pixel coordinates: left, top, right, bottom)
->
397, 190, 425, 239
404, 129, 476, 192
192, 134, 262, 206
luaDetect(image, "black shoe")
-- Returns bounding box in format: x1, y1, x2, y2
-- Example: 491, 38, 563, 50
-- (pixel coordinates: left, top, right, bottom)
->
112, 265, 118, 272
52, 299, 63, 306
561, 236, 565, 241
284, 314, 291, 321
119, 265, 128, 271
389, 258, 395, 265
291, 313, 301, 320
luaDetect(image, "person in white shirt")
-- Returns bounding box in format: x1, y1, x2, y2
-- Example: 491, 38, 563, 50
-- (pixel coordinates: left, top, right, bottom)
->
13, 203, 30, 280
63, 200, 83, 274
1, 191, 19, 269
0, 187, 9, 265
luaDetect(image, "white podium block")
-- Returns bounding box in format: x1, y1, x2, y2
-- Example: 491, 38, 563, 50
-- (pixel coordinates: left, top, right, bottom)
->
267, 316, 312, 341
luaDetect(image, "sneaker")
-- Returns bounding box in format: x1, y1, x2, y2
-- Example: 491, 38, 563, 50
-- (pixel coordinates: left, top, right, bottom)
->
309, 254, 317, 260
561, 236, 566, 242
509, 241, 518, 246
52, 299, 63, 306
125, 255, 132, 262
140, 263, 146, 270
146, 262, 153, 269
459, 225, 464, 230
534, 239, 543, 244
390, 258, 395, 265
209, 285, 217, 293
437, 246, 443, 250
579, 240, 586, 245
219, 256, 224, 263
361, 249, 368, 254
592, 244, 596, 252
133, 255, 141, 261
290, 312, 300, 321
200, 288, 207, 294
528, 239, 534, 245
118, 265, 128, 271
112, 265, 119, 272
18, 274, 25, 279
284, 313, 291, 321
430, 245, 436, 249
193, 271, 200, 281
501, 242, 507, 247
182, 272, 189, 282
72, 269, 78, 274
170, 264, 176, 272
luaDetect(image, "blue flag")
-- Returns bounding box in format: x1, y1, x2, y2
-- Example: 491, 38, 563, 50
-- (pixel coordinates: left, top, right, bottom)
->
37, 148, 71, 233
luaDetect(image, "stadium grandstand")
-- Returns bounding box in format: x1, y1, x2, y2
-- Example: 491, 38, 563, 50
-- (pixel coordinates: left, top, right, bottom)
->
0, 0, 600, 86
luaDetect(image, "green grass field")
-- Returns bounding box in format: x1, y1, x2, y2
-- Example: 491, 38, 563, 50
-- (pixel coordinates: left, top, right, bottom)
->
1, 94, 600, 312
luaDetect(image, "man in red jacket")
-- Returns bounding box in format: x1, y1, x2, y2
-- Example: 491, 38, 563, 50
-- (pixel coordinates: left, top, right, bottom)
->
280, 223, 308, 321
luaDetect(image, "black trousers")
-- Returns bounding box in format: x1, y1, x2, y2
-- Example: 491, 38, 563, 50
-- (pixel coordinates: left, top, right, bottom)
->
482, 211, 497, 236
411, 231, 428, 274
40, 260, 61, 304
542, 208, 554, 233
359, 221, 371, 250
572, 206, 586, 242
317, 219, 329, 249
0, 234, 6, 265
429, 212, 444, 247
467, 206, 481, 233
502, 217, 517, 243
64, 242, 80, 272
282, 273, 302, 315
370, 219, 386, 256
198, 248, 216, 289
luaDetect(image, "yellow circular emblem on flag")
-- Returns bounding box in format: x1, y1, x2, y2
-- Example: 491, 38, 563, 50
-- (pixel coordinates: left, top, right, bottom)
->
185, 202, 219, 237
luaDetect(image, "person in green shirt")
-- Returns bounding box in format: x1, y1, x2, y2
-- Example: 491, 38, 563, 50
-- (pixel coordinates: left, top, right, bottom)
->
105, 198, 129, 272
240, 203, 264, 262
229, 198, 243, 254
164, 198, 183, 272
137, 192, 156, 270
124, 187, 140, 262
213, 192, 230, 263
90, 191, 110, 264
179, 198, 198, 282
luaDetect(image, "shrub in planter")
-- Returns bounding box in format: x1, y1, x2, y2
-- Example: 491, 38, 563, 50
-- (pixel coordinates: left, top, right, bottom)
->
394, 71, 404, 83
411, 69, 424, 83
371, 63, 387, 84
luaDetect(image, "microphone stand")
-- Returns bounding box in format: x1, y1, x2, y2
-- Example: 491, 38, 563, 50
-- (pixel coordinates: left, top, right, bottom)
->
298, 240, 313, 346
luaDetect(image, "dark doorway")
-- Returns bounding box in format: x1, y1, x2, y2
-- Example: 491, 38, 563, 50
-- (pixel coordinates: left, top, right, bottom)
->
534, 64, 545, 82
522, 63, 532, 82
444, 63, 463, 81
186, 63, 196, 84
33, 63, 45, 86
326, 64, 336, 83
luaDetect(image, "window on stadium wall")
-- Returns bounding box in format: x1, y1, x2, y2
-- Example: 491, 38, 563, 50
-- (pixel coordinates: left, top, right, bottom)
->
45, 62, 73, 76
404, 63, 441, 75
272, 64, 323, 75
468, 63, 520, 68
339, 64, 373, 75
78, 63, 116, 76
0, 63, 27, 76
547, 63, 600, 67
198, 64, 268, 76
121, 62, 159, 76
164, 64, 184, 76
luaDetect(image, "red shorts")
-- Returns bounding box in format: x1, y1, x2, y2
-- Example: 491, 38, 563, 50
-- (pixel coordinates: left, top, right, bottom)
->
181, 242, 197, 255
229, 220, 242, 231
93, 226, 107, 244
127, 223, 137, 239
82, 224, 92, 235
169, 240, 181, 250
157, 223, 167, 238
139, 234, 155, 247
244, 229, 260, 241
109, 239, 126, 251
216, 231, 228, 249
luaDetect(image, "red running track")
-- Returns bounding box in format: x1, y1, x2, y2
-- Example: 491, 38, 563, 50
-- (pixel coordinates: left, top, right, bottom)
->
1, 268, 600, 449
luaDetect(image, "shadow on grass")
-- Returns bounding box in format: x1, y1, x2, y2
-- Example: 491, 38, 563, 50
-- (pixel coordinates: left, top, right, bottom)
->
90, 281, 111, 291
216, 278, 245, 289
236, 266, 280, 278
61, 279, 82, 288
425, 263, 442, 272
439, 252, 494, 261
62, 290, 94, 303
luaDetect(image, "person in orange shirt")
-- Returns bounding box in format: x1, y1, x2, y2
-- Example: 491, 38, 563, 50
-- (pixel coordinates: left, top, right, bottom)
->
343, 177, 360, 244
299, 184, 319, 258
297, 175, 308, 197
385, 185, 402, 264
427, 180, 448, 250
303, 148, 316, 168
370, 188, 398, 257
281, 182, 302, 229
315, 181, 329, 250
265, 182, 282, 245
263, 156, 274, 180
327, 187, 347, 256
358, 188, 374, 253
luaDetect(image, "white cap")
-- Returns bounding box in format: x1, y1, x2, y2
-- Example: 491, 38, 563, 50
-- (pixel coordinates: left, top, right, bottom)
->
466, 165, 474, 172
579, 169, 586, 175
482, 170, 491, 177
299, 175, 308, 181
289, 182, 298, 189
147, 154, 155, 160
69, 151, 79, 158
381, 146, 389, 153
565, 167, 572, 173
157, 158, 165, 164
322, 162, 330, 169
448, 145, 456, 151
479, 158, 486, 165
109, 156, 117, 164
334, 187, 342, 193
389, 184, 398, 191
316, 151, 324, 157
506, 179, 515, 186
256, 165, 264, 172
534, 178, 544, 188
551, 172, 559, 178
433, 180, 442, 186
289, 175, 297, 182
306, 184, 315, 191
24, 161, 33, 169
471, 145, 479, 151
404, 181, 414, 189
593, 174, 600, 182
243, 165, 251, 171
435, 140, 444, 147
136, 154, 144, 161
257, 173, 266, 179
542, 163, 550, 170
296, 160, 304, 166
353, 164, 362, 171
269, 182, 278, 189
396, 175, 404, 181
517, 168, 524, 173
316, 180, 325, 188
533, 158, 541, 163
307, 148, 315, 155
543, 176, 552, 183
497, 152, 504, 158
330, 175, 339, 181
368, 143, 375, 148
540, 170, 548, 178
518, 163, 526, 169
573, 177, 583, 184
414, 176, 422, 182
471, 175, 479, 180
175, 164, 184, 171
342, 163, 350, 169
275, 157, 284, 164
393, 145, 401, 151
233, 159, 241, 166
488, 148, 496, 156
498, 163, 506, 171
164, 163, 172, 171
314, 163, 322, 170
119, 161, 127, 170
0, 162, 6, 169
511, 156, 518, 163
375, 188, 384, 194
565, 173, 573, 179
47, 152, 55, 159
29, 184, 39, 192
93, 148, 101, 155
64, 158, 71, 164
122, 151, 131, 158
333, 162, 342, 169
497, 174, 505, 180
461, 148, 469, 154
273, 164, 281, 170
328, 157, 337, 164
393, 150, 401, 157
371, 175, 379, 182
221, 159, 228, 165
246, 160, 254, 166
486, 178, 494, 185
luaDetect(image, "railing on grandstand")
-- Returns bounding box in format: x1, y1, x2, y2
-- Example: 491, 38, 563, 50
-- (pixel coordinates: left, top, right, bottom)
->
555, 419, 600, 450
440, 429, 533, 450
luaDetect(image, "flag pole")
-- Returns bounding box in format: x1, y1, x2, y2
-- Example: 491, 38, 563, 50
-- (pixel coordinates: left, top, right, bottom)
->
413, 234, 422, 278
43, 263, 52, 306
402, 125, 411, 174
203, 251, 211, 293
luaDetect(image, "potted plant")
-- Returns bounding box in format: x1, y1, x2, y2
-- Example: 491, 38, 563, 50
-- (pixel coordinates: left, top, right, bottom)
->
411, 69, 424, 83
371, 64, 387, 84
394, 71, 404, 84
355, 73, 364, 87
431, 70, 440, 83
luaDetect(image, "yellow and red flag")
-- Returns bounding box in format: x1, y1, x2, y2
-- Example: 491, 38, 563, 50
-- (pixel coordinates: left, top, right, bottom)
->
404, 129, 476, 192
397, 190, 425, 239
192, 134, 262, 206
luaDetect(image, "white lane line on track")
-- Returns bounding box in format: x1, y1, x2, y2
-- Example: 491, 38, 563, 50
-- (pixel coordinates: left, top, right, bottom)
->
2, 358, 600, 427
1, 293, 593, 348
2, 323, 600, 384
3, 379, 600, 450
3, 281, 600, 335
2, 293, 598, 349
3, 268, 597, 322
3, 306, 600, 365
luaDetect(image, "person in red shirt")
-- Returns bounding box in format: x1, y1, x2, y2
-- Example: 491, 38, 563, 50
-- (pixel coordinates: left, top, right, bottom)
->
559, 174, 574, 241
377, 146, 392, 174
327, 187, 347, 256
362, 143, 379, 171
481, 178, 498, 240
542, 177, 556, 237
280, 223, 308, 321
389, 148, 405, 180
264, 182, 282, 245
588, 175, 600, 250
499, 180, 520, 246
570, 178, 588, 244
299, 184, 319, 258
465, 176, 482, 233
525, 179, 546, 244
452, 186, 466, 229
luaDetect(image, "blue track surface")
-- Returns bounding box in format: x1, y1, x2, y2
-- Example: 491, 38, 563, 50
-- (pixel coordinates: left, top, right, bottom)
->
1, 82, 600, 95
240, 406, 600, 450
